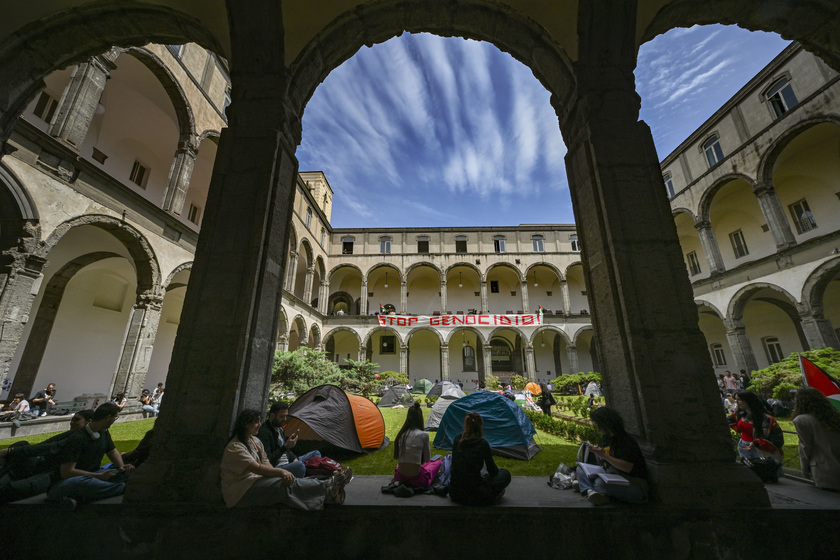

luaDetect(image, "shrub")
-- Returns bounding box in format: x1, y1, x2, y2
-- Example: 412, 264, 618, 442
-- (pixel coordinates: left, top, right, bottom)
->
270, 347, 343, 398
524, 410, 600, 443
510, 374, 528, 391
551, 372, 602, 394
484, 373, 501, 390
749, 348, 840, 398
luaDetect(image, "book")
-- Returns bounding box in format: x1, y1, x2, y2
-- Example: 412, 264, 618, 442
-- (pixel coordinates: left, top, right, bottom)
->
576, 462, 630, 485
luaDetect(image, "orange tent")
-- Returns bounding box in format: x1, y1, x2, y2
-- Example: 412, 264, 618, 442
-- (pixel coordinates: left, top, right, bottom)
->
525, 382, 541, 395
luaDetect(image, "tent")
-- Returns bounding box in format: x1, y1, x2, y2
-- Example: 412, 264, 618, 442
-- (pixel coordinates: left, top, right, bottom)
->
433, 391, 541, 460
426, 380, 467, 400
411, 378, 434, 394
378, 385, 416, 408
286, 385, 389, 453
524, 382, 541, 395
424, 386, 465, 431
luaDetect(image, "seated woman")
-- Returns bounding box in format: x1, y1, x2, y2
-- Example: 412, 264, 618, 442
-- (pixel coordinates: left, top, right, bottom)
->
220, 409, 352, 509
729, 390, 785, 466
449, 412, 511, 506
574, 406, 648, 505
792, 387, 840, 491
382, 402, 442, 497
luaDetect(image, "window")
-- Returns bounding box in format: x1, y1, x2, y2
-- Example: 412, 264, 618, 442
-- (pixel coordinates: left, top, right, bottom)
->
703, 135, 724, 168
490, 280, 499, 293
320, 228, 325, 246
341, 237, 354, 255
379, 236, 391, 254
167, 44, 185, 58
531, 235, 544, 252
305, 208, 312, 229
570, 234, 580, 252
493, 235, 506, 253
729, 230, 749, 258
455, 235, 467, 253
687, 251, 701, 276
710, 343, 726, 366
463, 345, 476, 372
762, 337, 784, 364
417, 236, 429, 254
187, 203, 202, 226
789, 199, 817, 234
33, 92, 58, 124
766, 77, 798, 118
129, 160, 149, 188
223, 86, 231, 115
663, 173, 675, 198
380, 335, 396, 354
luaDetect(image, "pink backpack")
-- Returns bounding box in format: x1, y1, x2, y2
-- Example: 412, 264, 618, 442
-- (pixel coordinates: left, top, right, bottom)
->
304, 456, 343, 476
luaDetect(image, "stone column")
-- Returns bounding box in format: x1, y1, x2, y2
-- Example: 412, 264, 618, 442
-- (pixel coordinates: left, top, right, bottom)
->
440, 344, 450, 381
303, 265, 314, 304
161, 141, 199, 215
284, 251, 298, 292
521, 281, 530, 313
0, 249, 47, 392
560, 0, 767, 507
524, 344, 536, 381
276, 334, 288, 353
319, 280, 329, 314
561, 280, 571, 314
125, 5, 299, 502
110, 291, 164, 410
49, 52, 117, 148
480, 281, 488, 313
360, 280, 368, 315
357, 348, 366, 362
695, 221, 726, 275
724, 321, 760, 374
440, 280, 447, 316
400, 280, 407, 314
797, 304, 840, 350
753, 183, 796, 250
482, 344, 493, 383
400, 344, 408, 374
566, 344, 579, 375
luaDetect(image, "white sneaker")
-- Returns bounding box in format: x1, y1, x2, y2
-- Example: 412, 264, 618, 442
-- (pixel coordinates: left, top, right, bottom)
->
587, 490, 609, 506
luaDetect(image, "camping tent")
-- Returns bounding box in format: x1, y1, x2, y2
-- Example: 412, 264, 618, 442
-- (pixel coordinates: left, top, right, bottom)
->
378, 385, 416, 407
424, 384, 467, 431
286, 385, 389, 453
524, 382, 541, 395
426, 380, 467, 400
433, 391, 540, 460
411, 378, 434, 394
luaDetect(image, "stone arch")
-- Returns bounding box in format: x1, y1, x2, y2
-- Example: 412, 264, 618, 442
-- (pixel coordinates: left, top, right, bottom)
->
162, 262, 193, 291
531, 325, 572, 346
444, 262, 483, 280
564, 261, 584, 277
366, 262, 403, 283
288, 314, 308, 351
327, 262, 363, 281
405, 261, 443, 278
641, 2, 840, 74
276, 308, 289, 345
323, 326, 363, 347
802, 255, 840, 310
197, 129, 221, 145
124, 47, 196, 145
308, 324, 322, 348
573, 326, 595, 346
487, 326, 526, 341
698, 173, 758, 223
695, 298, 725, 320
757, 115, 840, 186
672, 207, 697, 222
0, 162, 40, 251
525, 262, 564, 283
0, 3, 222, 144
406, 326, 445, 345
485, 261, 524, 283
445, 326, 486, 346
727, 282, 800, 323
363, 326, 403, 348
286, 0, 576, 147
41, 215, 161, 295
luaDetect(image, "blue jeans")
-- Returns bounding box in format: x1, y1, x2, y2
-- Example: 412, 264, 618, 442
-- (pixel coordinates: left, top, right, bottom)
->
278, 450, 321, 478
738, 439, 784, 478
575, 465, 647, 503
141, 405, 158, 417
47, 467, 127, 503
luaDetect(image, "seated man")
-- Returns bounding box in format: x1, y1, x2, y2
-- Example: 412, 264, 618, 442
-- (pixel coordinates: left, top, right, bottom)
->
0, 409, 94, 504
30, 383, 57, 417
0, 393, 30, 426
139, 389, 157, 418
47, 402, 134, 507
257, 401, 321, 478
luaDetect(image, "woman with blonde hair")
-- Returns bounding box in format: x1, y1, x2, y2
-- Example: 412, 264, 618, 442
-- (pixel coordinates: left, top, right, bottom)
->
449, 412, 511, 505
793, 388, 840, 491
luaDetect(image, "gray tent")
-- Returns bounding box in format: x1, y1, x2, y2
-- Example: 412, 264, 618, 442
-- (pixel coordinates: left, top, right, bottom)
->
426, 381, 466, 400
378, 385, 416, 407
424, 393, 461, 430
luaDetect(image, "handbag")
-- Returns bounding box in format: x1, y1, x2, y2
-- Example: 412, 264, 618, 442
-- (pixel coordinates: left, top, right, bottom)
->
743, 456, 779, 483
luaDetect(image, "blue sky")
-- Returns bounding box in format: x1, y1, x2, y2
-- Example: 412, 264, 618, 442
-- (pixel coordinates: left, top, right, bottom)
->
297, 25, 790, 229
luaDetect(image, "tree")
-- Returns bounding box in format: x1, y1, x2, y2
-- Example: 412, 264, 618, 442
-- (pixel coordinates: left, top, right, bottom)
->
510, 374, 528, 390
340, 358, 381, 400
270, 347, 343, 398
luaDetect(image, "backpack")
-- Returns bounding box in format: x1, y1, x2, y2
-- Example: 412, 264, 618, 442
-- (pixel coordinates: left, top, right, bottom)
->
303, 456, 343, 477
436, 453, 453, 486
575, 442, 600, 466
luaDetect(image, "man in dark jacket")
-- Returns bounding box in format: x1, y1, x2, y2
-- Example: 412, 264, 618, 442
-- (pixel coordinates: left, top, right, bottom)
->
257, 402, 321, 478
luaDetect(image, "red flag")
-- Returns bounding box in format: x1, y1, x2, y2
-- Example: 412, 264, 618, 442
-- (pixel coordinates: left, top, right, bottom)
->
799, 354, 840, 411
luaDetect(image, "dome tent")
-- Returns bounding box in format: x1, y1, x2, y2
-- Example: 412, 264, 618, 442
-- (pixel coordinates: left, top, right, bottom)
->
378, 385, 416, 407
426, 380, 466, 400
433, 391, 540, 460
411, 378, 434, 394
286, 384, 388, 454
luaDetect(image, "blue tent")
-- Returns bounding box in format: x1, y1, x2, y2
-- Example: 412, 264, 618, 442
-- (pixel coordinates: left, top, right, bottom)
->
433, 391, 540, 460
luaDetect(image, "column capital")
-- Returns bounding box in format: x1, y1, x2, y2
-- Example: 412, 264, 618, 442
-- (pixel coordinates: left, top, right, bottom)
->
694, 220, 712, 232
752, 182, 776, 197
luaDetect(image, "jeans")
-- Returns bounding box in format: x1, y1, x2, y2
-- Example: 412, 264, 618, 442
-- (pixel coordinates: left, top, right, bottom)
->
738, 439, 784, 478
278, 450, 321, 478
47, 467, 127, 503
141, 404, 158, 418
575, 465, 647, 503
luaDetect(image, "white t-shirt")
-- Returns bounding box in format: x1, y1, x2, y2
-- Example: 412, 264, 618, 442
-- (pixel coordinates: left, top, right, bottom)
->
397, 428, 430, 465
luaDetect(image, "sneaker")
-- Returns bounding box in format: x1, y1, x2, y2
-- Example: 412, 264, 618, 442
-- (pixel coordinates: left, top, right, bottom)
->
326, 482, 345, 505
331, 467, 353, 489
587, 490, 609, 506
393, 483, 414, 498
380, 480, 400, 494
571, 480, 580, 492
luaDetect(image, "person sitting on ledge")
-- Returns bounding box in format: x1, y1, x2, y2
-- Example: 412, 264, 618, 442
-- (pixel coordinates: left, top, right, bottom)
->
30, 383, 57, 417
573, 406, 648, 506
221, 409, 351, 509
449, 412, 511, 506
47, 403, 133, 508
257, 401, 321, 478
382, 402, 442, 497
0, 394, 30, 427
